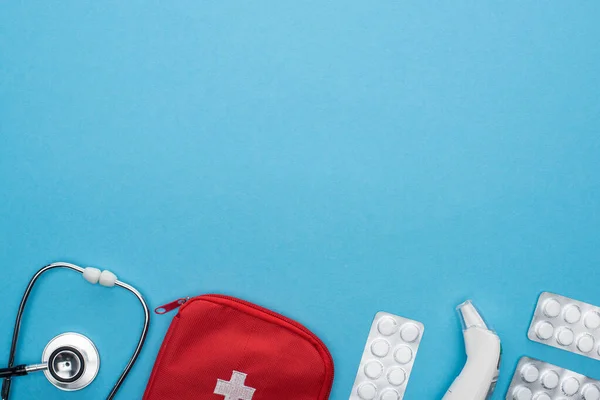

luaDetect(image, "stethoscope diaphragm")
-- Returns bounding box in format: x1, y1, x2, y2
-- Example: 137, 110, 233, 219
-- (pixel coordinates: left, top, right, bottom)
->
42, 332, 100, 391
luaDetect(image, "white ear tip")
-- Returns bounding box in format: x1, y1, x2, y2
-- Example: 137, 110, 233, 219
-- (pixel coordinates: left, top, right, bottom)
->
99, 270, 117, 287
82, 267, 101, 284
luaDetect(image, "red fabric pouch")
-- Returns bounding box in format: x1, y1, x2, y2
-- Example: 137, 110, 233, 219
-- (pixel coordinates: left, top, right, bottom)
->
143, 294, 334, 400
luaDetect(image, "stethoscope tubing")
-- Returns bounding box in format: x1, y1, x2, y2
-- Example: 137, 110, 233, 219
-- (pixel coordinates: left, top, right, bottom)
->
1, 262, 150, 400
109, 279, 150, 398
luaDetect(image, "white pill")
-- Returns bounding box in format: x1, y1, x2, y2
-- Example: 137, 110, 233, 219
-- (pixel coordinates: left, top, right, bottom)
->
577, 334, 595, 353
377, 317, 398, 336
562, 377, 581, 396
521, 364, 540, 383
543, 298, 562, 318
556, 327, 575, 346
370, 339, 390, 357
394, 345, 413, 364
364, 361, 384, 379
380, 389, 399, 400
535, 321, 555, 340
583, 384, 600, 400
400, 323, 420, 343
513, 386, 533, 400
584, 311, 600, 330
541, 371, 560, 389
564, 305, 582, 324
387, 368, 406, 386
533, 393, 551, 400
357, 383, 377, 400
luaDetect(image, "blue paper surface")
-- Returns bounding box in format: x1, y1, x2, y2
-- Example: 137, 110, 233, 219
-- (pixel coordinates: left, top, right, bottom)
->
1, 2, 599, 399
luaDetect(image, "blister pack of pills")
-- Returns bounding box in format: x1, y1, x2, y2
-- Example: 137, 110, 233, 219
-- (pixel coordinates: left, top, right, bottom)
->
349, 312, 424, 400
528, 292, 600, 360
506, 356, 600, 400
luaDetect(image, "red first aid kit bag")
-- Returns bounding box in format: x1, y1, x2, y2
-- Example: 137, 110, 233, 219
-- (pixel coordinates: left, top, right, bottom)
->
143, 294, 334, 400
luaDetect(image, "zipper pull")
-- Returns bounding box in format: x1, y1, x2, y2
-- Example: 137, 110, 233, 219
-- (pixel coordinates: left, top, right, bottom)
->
155, 297, 190, 314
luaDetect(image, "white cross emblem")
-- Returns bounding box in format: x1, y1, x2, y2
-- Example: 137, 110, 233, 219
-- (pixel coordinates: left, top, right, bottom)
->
214, 371, 256, 400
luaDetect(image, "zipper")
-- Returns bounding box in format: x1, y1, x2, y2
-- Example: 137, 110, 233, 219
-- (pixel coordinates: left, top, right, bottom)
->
154, 297, 190, 314
155, 294, 335, 399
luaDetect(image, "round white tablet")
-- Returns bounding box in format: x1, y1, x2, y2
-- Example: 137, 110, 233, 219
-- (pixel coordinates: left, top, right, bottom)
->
521, 364, 540, 383
556, 327, 575, 346
394, 345, 413, 364
387, 368, 406, 386
371, 339, 390, 357
379, 389, 399, 400
357, 383, 377, 400
400, 323, 420, 343
584, 311, 600, 330
583, 384, 600, 400
364, 361, 384, 379
543, 298, 562, 318
563, 305, 582, 324
533, 393, 551, 400
377, 317, 398, 336
535, 321, 555, 340
562, 377, 581, 396
577, 334, 595, 353
541, 371, 560, 389
513, 386, 533, 400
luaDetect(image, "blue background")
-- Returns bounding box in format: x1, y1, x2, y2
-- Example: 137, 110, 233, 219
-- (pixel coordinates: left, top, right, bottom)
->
1, 2, 599, 399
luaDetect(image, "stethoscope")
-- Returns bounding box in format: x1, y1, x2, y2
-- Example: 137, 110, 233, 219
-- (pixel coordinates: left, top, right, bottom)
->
0, 262, 150, 399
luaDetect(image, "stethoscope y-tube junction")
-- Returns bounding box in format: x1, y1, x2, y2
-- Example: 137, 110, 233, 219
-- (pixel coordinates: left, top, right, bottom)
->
0, 366, 29, 379
1, 262, 150, 400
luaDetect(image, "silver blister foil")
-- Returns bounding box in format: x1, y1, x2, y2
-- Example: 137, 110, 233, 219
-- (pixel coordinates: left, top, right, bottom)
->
506, 356, 600, 400
528, 292, 600, 360
349, 312, 424, 400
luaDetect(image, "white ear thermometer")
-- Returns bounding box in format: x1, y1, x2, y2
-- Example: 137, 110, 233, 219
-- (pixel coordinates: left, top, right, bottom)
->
442, 301, 501, 400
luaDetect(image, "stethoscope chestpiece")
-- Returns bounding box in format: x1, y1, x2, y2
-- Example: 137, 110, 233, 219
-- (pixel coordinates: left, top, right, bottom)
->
42, 333, 100, 391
